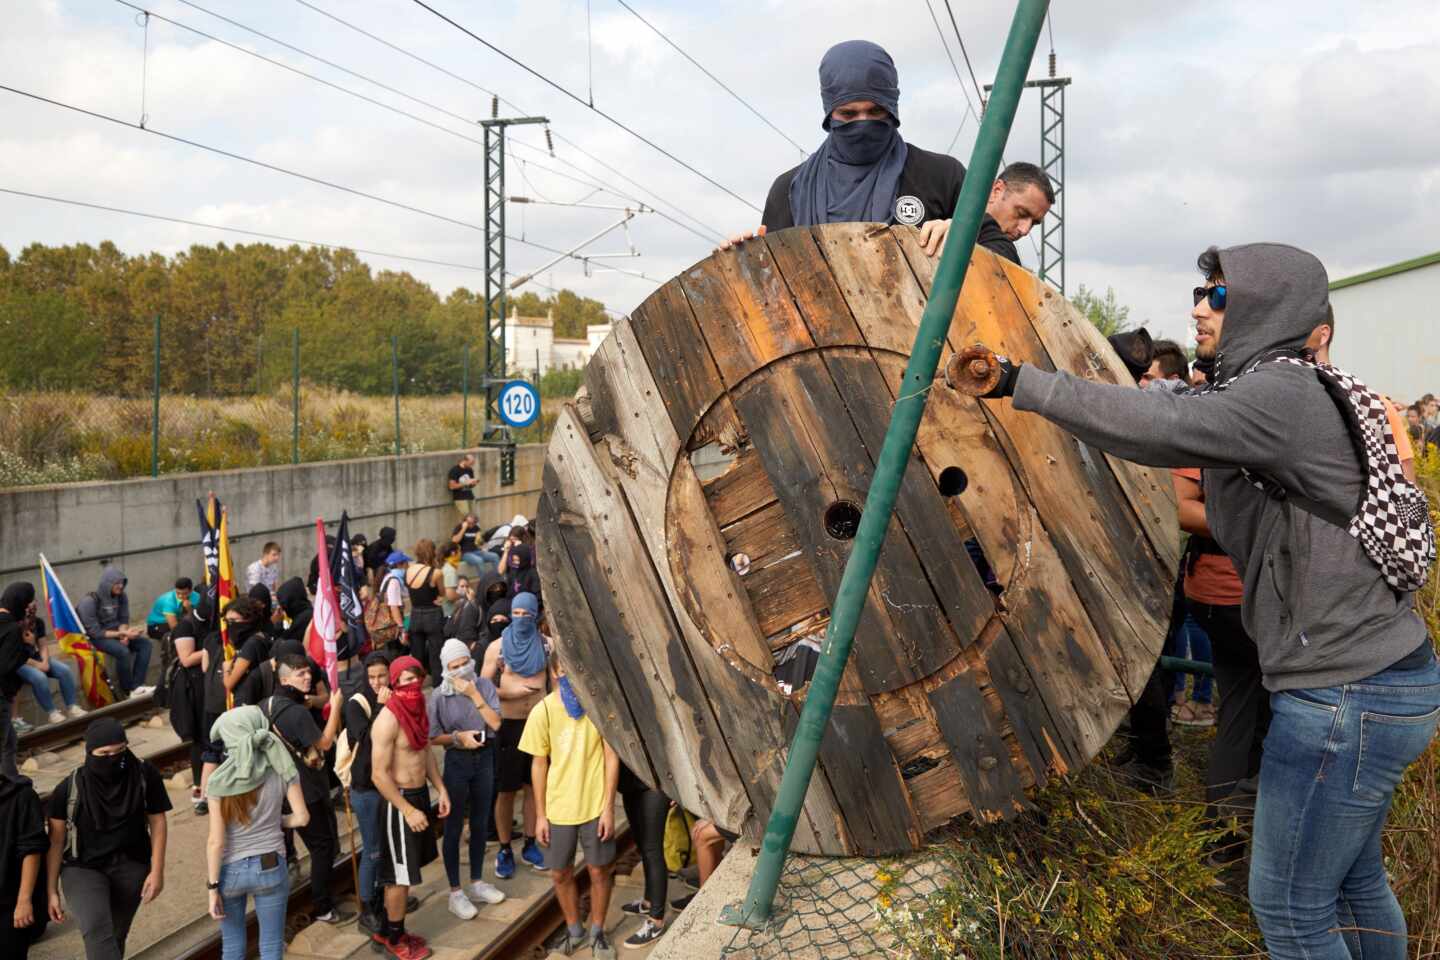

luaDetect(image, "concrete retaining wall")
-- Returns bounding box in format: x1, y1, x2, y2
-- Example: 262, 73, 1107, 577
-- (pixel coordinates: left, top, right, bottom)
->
0, 445, 544, 705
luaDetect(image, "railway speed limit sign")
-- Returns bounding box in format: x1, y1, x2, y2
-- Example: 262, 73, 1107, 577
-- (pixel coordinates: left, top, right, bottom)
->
498, 380, 541, 428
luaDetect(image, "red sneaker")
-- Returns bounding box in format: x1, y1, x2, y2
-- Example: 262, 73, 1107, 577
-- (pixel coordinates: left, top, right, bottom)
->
370, 933, 431, 960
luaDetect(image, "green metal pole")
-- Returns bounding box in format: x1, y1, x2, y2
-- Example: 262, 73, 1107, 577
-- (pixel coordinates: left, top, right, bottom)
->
462, 342, 470, 448
291, 327, 300, 464
392, 334, 401, 457
1160, 656, 1214, 677
150, 315, 161, 478
719, 0, 1050, 929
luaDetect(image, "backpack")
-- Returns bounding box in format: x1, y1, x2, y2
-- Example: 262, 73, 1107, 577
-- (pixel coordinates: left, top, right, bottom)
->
164, 658, 203, 739
334, 691, 371, 789
1212, 354, 1436, 592
364, 575, 401, 646
443, 598, 476, 641
663, 805, 696, 873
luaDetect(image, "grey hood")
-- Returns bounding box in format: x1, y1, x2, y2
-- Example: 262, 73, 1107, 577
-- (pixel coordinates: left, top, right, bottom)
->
77, 564, 130, 640
1211, 243, 1329, 382
97, 565, 127, 598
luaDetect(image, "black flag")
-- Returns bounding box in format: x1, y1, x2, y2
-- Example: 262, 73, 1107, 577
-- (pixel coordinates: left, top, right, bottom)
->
330, 511, 365, 657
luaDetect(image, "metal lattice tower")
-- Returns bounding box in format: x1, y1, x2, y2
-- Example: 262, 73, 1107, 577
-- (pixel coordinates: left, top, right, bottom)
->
1034, 76, 1070, 293
480, 114, 547, 455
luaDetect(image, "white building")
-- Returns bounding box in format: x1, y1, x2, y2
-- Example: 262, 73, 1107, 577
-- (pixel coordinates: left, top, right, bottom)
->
503, 312, 613, 376
1329, 250, 1440, 404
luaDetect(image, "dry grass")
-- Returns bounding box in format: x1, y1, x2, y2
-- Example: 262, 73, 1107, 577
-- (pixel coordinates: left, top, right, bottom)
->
0, 384, 569, 487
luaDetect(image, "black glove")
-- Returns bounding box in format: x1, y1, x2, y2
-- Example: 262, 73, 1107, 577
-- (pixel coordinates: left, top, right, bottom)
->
982, 356, 1021, 399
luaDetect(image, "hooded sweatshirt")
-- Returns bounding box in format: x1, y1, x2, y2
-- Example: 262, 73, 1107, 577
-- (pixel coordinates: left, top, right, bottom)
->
76, 566, 130, 645
1012, 242, 1427, 691
276, 577, 313, 643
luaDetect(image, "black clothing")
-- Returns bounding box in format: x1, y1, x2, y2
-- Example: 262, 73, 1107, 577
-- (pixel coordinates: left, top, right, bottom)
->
763, 144, 963, 231
343, 696, 379, 791
447, 598, 481, 651
0, 776, 49, 948
79, 721, 147, 837
1190, 600, 1271, 811
363, 528, 397, 574
306, 537, 336, 596
407, 566, 445, 681
297, 800, 340, 916
453, 522, 481, 554
621, 786, 668, 922
0, 606, 29, 697
263, 689, 328, 805
977, 215, 1020, 265
48, 760, 170, 867
276, 578, 314, 644
448, 463, 476, 502
60, 857, 147, 960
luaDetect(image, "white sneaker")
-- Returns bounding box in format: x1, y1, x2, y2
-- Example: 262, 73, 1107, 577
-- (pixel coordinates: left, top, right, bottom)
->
130, 686, 155, 699
66, 704, 87, 719
465, 879, 506, 905
448, 890, 478, 920
47, 710, 66, 725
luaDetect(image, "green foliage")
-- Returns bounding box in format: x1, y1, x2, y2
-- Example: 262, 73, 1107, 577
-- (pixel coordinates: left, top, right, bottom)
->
0, 241, 603, 396
1070, 284, 1133, 337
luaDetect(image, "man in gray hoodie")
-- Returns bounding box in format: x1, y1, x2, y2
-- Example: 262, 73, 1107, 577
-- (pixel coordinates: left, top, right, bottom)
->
984, 242, 1438, 959
75, 566, 155, 699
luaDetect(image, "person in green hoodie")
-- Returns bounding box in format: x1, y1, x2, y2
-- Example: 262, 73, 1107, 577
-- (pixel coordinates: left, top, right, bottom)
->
983, 242, 1438, 959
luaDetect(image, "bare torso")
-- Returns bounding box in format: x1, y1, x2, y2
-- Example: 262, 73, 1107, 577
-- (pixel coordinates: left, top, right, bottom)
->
371, 708, 428, 789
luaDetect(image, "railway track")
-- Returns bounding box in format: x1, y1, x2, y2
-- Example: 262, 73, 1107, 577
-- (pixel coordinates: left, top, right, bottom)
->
18, 691, 158, 754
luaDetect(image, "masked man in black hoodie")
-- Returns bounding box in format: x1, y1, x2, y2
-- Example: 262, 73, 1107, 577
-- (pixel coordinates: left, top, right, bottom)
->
0, 771, 49, 958
983, 242, 1438, 958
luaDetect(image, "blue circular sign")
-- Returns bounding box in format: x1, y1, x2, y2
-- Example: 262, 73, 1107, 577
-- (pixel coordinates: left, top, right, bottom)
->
498, 380, 541, 428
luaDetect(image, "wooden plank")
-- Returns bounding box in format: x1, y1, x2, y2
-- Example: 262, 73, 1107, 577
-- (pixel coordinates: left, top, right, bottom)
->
926, 670, 1029, 822
546, 407, 728, 822
781, 703, 923, 855
629, 280, 725, 443
701, 446, 775, 528
743, 554, 830, 641
1006, 269, 1182, 579
810, 222, 929, 356
584, 318, 848, 855
535, 488, 661, 789
679, 240, 815, 387
730, 353, 957, 693
874, 349, 1128, 762
892, 230, 1171, 698
762, 227, 868, 347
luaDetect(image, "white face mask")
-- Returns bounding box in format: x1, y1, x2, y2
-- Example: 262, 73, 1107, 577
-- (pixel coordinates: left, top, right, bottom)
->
440, 661, 477, 696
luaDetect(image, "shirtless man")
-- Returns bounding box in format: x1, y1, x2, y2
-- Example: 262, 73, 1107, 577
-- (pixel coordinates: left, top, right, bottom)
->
370, 656, 450, 960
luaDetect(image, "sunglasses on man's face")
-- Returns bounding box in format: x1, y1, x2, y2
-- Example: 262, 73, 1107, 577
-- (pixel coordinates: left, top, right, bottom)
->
1193, 284, 1227, 310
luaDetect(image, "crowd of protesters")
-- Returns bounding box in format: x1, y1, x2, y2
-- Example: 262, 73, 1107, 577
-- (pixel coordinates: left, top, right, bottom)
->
0, 498, 707, 960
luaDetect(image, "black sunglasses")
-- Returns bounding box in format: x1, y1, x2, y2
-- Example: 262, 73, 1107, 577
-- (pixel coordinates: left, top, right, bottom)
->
1193, 284, 1227, 310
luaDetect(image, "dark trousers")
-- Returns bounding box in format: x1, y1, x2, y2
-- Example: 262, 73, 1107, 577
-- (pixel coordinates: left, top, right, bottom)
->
621, 787, 669, 921
61, 858, 148, 960
1189, 600, 1270, 813
408, 608, 446, 684
1129, 663, 1174, 766
296, 796, 340, 914
0, 893, 47, 959
441, 747, 497, 888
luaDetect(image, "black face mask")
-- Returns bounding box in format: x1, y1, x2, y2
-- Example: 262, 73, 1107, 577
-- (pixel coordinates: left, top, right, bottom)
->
829, 118, 896, 165
85, 751, 125, 782
487, 616, 510, 641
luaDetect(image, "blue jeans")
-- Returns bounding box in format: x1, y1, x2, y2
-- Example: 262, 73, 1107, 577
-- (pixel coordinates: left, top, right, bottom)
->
349, 787, 382, 909
441, 746, 497, 888
1169, 613, 1214, 703
219, 854, 290, 960
92, 633, 153, 694
462, 550, 499, 574
1249, 652, 1440, 959
17, 661, 77, 712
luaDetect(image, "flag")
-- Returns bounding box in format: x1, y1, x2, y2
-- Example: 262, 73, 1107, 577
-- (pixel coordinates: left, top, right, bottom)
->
199, 494, 236, 705
313, 518, 342, 689
330, 511, 366, 656
39, 553, 116, 709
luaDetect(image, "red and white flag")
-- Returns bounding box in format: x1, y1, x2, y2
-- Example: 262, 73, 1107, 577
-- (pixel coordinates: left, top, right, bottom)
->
313, 517, 342, 689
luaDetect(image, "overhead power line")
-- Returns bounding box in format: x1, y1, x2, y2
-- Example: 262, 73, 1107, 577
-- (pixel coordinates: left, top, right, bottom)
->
942, 0, 988, 113
227, 0, 725, 242
922, 0, 981, 127
612, 0, 807, 155
0, 84, 655, 282
406, 0, 761, 213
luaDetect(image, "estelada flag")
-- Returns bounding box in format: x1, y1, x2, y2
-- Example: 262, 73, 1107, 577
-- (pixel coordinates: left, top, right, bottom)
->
197, 495, 236, 657
38, 553, 116, 709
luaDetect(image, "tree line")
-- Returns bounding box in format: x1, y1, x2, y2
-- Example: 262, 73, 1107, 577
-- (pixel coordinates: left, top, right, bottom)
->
0, 241, 609, 396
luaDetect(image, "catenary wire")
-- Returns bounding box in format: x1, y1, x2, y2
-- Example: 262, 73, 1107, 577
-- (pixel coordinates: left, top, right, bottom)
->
406, 0, 761, 213
612, 0, 807, 155
0, 84, 655, 280
922, 0, 981, 128
148, 0, 719, 245
275, 0, 724, 242
942, 0, 988, 112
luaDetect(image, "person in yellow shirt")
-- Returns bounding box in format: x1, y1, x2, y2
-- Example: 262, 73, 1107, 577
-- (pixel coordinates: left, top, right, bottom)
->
519, 658, 619, 959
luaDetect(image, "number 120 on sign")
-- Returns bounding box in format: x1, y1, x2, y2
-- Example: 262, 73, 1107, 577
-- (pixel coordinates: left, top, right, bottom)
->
499, 381, 541, 428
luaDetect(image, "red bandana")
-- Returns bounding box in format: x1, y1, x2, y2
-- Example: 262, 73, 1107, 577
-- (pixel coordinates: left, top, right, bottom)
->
386, 656, 430, 751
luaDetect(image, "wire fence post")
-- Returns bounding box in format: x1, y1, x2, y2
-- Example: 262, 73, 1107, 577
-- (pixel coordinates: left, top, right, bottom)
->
391, 334, 401, 457
462, 341, 470, 448
150, 314, 160, 478
291, 327, 300, 465
718, 0, 1050, 930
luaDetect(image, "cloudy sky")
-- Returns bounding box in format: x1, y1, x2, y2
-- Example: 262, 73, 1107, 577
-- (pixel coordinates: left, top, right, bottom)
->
4, 0, 1438, 343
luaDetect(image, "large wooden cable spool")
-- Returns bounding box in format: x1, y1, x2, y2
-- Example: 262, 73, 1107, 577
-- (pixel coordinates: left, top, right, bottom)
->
536, 222, 1180, 856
